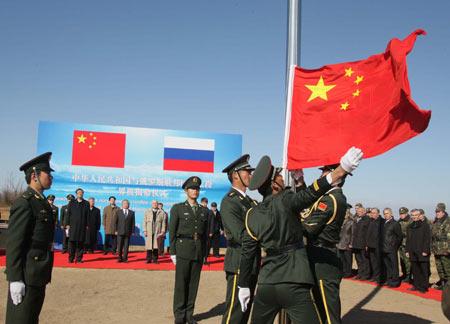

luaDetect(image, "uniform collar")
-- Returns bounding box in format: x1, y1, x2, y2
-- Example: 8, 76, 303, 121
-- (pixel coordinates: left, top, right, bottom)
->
28, 186, 45, 200
231, 186, 247, 197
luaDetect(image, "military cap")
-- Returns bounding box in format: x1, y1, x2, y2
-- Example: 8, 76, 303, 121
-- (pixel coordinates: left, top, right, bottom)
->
399, 207, 409, 214
182, 176, 202, 189
248, 156, 282, 190
222, 154, 255, 174
436, 203, 446, 212
66, 194, 75, 200
201, 197, 208, 203
75, 188, 84, 193
108, 196, 116, 200
319, 163, 352, 176
47, 194, 56, 200
19, 152, 54, 174
211, 202, 217, 207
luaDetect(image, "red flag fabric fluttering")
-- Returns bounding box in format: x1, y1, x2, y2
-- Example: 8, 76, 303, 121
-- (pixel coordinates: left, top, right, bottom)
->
286, 29, 431, 169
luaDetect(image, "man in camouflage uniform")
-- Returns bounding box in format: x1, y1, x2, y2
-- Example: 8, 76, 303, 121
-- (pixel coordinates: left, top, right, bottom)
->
398, 207, 412, 282
5, 152, 55, 324
432, 203, 450, 290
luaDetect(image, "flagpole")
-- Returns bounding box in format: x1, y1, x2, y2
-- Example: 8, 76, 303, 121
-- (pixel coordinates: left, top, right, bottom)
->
282, 0, 301, 187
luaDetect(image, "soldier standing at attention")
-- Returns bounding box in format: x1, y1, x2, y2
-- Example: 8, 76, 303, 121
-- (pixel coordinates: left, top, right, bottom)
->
169, 176, 209, 324
60, 194, 74, 254
398, 207, 412, 282
238, 147, 363, 323
47, 194, 58, 227
220, 154, 258, 324
302, 164, 350, 324
432, 203, 450, 290
5, 152, 55, 324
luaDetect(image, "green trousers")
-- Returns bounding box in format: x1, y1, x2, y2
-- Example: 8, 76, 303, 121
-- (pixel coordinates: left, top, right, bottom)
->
222, 272, 257, 324
312, 278, 342, 324
6, 284, 46, 324
435, 255, 450, 281
399, 245, 411, 278
173, 257, 203, 323
250, 283, 321, 324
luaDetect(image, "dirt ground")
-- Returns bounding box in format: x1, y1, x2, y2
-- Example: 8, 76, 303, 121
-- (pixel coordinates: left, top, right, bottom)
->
0, 266, 447, 324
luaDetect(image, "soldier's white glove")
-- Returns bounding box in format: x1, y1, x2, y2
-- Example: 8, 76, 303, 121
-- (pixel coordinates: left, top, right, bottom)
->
340, 147, 363, 173
170, 255, 176, 265
10, 281, 25, 305
238, 287, 251, 312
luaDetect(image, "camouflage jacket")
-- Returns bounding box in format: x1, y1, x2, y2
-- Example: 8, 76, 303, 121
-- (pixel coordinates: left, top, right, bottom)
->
398, 215, 412, 246
431, 214, 450, 255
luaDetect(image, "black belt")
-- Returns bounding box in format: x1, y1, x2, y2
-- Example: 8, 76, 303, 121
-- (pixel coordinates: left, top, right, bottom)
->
265, 242, 304, 257
177, 233, 202, 241
31, 241, 52, 251
310, 241, 337, 250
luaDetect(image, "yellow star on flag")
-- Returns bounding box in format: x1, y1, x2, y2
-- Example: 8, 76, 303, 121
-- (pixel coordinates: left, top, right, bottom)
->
344, 68, 354, 77
354, 75, 364, 85
353, 89, 361, 97
340, 102, 350, 111
77, 134, 87, 143
305, 76, 336, 102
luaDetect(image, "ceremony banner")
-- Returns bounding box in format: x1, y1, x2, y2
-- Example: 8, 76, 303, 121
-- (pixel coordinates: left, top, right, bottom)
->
37, 121, 242, 247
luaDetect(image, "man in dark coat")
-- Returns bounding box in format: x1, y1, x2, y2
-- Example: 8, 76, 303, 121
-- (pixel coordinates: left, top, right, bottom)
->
209, 202, 223, 257
381, 208, 403, 287
5, 152, 55, 324
366, 208, 385, 284
115, 199, 135, 262
351, 204, 370, 280
67, 188, 89, 263
85, 197, 101, 253
60, 194, 74, 253
406, 209, 431, 293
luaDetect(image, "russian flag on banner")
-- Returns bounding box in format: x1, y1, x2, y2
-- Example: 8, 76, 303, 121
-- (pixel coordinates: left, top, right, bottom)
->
163, 136, 215, 173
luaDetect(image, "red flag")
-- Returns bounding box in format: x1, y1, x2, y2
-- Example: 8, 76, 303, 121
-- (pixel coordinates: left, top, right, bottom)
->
286, 29, 431, 169
71, 130, 126, 168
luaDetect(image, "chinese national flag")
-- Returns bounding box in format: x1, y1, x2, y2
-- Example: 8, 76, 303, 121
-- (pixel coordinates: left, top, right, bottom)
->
71, 130, 126, 168
286, 29, 431, 169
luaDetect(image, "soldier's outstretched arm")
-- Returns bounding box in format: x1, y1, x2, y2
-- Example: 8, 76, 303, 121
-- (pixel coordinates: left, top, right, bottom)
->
169, 205, 179, 255
303, 195, 335, 236
285, 177, 332, 214
221, 199, 246, 245
6, 199, 32, 282
238, 230, 259, 288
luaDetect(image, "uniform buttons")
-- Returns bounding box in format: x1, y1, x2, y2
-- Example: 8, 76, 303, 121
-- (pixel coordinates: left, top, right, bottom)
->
34, 256, 38, 260
195, 226, 197, 229
45, 218, 48, 221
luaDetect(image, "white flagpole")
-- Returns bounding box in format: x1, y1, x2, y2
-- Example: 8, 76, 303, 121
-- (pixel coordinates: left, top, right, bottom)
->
282, 0, 301, 186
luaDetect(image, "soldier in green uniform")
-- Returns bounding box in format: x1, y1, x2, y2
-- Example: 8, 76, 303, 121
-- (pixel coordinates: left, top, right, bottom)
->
431, 203, 450, 290
302, 164, 350, 324
238, 147, 363, 323
220, 154, 258, 324
169, 176, 209, 324
5, 152, 56, 324
398, 207, 412, 282
47, 194, 58, 227
60, 194, 74, 253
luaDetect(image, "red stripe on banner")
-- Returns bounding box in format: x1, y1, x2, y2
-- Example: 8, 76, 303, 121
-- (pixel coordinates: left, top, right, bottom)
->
163, 159, 214, 173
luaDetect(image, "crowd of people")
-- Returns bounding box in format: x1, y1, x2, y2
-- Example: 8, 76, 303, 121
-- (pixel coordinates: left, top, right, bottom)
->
337, 203, 450, 293
48, 190, 224, 265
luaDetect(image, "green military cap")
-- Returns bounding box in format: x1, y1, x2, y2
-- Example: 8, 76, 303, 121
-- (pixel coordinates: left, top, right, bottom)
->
436, 203, 446, 212
182, 176, 202, 190
211, 202, 217, 207
19, 152, 54, 174
319, 163, 352, 176
222, 154, 255, 174
399, 207, 409, 214
47, 194, 56, 200
248, 156, 282, 190
66, 194, 75, 200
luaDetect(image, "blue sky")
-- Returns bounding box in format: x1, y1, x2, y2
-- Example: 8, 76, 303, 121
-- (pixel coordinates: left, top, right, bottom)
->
1, 1, 449, 216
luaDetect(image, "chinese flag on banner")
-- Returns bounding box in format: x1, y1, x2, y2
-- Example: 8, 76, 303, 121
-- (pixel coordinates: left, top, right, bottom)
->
286, 29, 431, 169
71, 130, 126, 168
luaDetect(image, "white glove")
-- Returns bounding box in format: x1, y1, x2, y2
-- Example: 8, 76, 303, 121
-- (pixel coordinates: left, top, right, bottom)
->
10, 281, 25, 305
170, 255, 176, 265
238, 287, 251, 312
340, 147, 363, 173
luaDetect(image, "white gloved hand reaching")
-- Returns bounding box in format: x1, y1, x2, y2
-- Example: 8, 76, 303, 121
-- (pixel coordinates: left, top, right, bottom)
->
170, 255, 176, 265
238, 287, 251, 312
340, 147, 363, 173
10, 281, 25, 305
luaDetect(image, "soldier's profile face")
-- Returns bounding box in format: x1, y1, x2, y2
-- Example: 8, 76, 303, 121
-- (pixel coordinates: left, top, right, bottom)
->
235, 170, 252, 187
38, 171, 53, 189
185, 187, 200, 200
